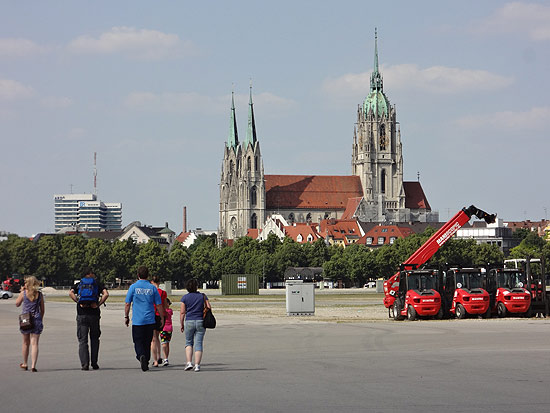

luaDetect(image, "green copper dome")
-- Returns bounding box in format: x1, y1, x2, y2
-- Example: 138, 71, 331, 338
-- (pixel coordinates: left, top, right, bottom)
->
363, 90, 389, 117
363, 28, 390, 117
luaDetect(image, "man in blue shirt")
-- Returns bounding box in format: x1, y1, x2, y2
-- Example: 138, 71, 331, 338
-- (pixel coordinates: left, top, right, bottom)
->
125, 266, 163, 371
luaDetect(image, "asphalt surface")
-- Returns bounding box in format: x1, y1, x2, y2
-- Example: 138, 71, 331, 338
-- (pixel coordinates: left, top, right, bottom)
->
1, 297, 550, 413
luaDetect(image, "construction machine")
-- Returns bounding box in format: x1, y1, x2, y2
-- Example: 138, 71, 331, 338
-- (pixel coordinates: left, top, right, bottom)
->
383, 205, 496, 320
484, 267, 531, 317
442, 267, 490, 319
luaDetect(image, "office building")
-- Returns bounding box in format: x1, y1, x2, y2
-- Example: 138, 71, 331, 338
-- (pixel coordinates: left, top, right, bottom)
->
54, 193, 122, 232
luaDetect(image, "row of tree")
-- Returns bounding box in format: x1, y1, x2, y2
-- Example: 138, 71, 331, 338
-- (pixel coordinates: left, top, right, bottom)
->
0, 229, 547, 287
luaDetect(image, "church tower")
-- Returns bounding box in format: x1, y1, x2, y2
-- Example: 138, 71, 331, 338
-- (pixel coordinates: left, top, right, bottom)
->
352, 30, 406, 222
219, 85, 265, 242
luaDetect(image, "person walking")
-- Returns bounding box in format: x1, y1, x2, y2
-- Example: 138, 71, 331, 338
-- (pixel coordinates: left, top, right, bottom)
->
150, 275, 167, 367
16, 276, 45, 372
125, 266, 163, 371
180, 279, 211, 372
69, 268, 109, 370
160, 298, 173, 366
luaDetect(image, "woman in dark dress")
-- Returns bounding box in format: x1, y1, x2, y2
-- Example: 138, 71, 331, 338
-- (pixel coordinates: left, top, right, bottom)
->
15, 276, 45, 372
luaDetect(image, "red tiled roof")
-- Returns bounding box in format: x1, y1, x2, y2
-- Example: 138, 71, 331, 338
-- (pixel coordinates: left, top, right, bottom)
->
319, 219, 361, 245
283, 224, 321, 243
176, 231, 192, 243
265, 175, 363, 210
246, 228, 259, 239
341, 197, 363, 219
359, 225, 414, 245
403, 181, 431, 210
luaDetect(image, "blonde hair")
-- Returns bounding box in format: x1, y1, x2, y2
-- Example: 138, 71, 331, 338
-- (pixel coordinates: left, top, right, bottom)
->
25, 276, 40, 302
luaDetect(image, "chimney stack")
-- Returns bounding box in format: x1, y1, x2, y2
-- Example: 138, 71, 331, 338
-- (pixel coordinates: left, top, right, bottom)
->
183, 206, 187, 233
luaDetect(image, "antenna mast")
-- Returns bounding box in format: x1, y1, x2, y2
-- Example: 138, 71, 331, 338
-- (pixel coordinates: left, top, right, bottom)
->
93, 152, 97, 196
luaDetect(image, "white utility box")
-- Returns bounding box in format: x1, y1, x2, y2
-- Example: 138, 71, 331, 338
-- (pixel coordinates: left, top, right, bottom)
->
285, 280, 315, 316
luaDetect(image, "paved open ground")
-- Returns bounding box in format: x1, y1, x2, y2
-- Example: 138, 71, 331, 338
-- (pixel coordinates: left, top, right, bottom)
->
1, 290, 550, 413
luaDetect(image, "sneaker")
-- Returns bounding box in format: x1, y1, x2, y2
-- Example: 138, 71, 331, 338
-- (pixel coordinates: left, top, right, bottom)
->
140, 355, 149, 372
184, 362, 193, 371
91, 364, 99, 370
81, 365, 89, 371
161, 359, 169, 367
194, 364, 200, 372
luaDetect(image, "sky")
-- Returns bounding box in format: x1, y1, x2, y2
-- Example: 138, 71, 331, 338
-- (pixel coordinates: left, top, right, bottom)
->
1, 1, 549, 237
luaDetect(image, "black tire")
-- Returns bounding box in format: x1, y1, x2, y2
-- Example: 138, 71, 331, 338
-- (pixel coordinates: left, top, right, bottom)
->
407, 305, 417, 321
482, 306, 491, 319
455, 303, 466, 319
497, 302, 507, 318
393, 300, 403, 321
1, 294, 8, 299
435, 307, 444, 320
523, 307, 532, 318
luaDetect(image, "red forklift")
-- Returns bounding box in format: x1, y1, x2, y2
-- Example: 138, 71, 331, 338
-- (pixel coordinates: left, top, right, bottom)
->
383, 205, 496, 320
392, 269, 442, 321
484, 267, 531, 317
442, 268, 490, 319
2, 276, 22, 293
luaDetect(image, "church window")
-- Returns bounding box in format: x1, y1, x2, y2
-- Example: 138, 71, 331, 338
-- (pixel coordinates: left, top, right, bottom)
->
229, 160, 234, 183
255, 156, 259, 171
247, 156, 251, 171
324, 212, 330, 219
379, 124, 387, 150
306, 213, 312, 224
251, 213, 257, 229
250, 186, 257, 206
381, 169, 386, 194
288, 213, 295, 224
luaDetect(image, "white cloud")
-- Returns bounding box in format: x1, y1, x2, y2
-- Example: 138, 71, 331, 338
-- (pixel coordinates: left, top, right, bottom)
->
473, 2, 550, 41
323, 64, 513, 97
0, 78, 34, 100
67, 26, 193, 59
124, 91, 296, 115
0, 38, 47, 57
41, 96, 73, 109
456, 106, 550, 130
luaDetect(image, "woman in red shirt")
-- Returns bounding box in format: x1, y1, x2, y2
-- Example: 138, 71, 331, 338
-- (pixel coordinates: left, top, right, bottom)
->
150, 275, 166, 367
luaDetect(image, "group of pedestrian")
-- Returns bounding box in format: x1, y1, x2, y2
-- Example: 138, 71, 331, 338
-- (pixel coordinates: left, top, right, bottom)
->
16, 265, 211, 373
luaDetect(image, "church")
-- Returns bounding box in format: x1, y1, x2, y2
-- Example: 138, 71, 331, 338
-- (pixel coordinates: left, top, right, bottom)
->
219, 32, 438, 243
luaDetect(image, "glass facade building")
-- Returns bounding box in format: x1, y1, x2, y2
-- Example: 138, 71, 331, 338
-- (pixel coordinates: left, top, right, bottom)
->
54, 193, 122, 232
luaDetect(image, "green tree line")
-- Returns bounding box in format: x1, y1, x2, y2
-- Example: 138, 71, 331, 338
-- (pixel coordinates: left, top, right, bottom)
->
0, 229, 546, 287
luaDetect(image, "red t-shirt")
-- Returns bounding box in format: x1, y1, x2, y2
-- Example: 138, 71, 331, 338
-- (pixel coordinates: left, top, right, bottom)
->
154, 288, 167, 316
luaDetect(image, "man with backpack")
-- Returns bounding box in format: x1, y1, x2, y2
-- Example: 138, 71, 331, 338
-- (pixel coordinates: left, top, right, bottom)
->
69, 268, 109, 371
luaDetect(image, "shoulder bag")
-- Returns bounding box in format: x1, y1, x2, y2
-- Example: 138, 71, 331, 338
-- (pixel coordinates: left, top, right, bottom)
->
19, 291, 41, 331
202, 293, 216, 329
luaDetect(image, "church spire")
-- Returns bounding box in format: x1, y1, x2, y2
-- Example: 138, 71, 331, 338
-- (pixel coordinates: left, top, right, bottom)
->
370, 28, 383, 92
227, 88, 239, 149
244, 80, 257, 148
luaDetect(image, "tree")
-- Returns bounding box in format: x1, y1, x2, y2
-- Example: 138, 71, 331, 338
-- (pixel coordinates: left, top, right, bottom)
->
303, 239, 330, 267
509, 232, 545, 259
134, 241, 168, 279
8, 236, 37, 276
273, 237, 306, 278
60, 235, 88, 280
111, 239, 138, 285
190, 236, 216, 283
35, 235, 65, 284
167, 242, 191, 287
85, 238, 114, 282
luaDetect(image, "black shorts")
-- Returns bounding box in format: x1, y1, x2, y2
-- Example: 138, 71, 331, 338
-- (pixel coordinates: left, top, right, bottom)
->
154, 315, 164, 331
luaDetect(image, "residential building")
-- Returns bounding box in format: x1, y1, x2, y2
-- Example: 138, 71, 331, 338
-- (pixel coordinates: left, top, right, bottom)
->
53, 193, 122, 232
359, 224, 414, 246
118, 221, 175, 247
